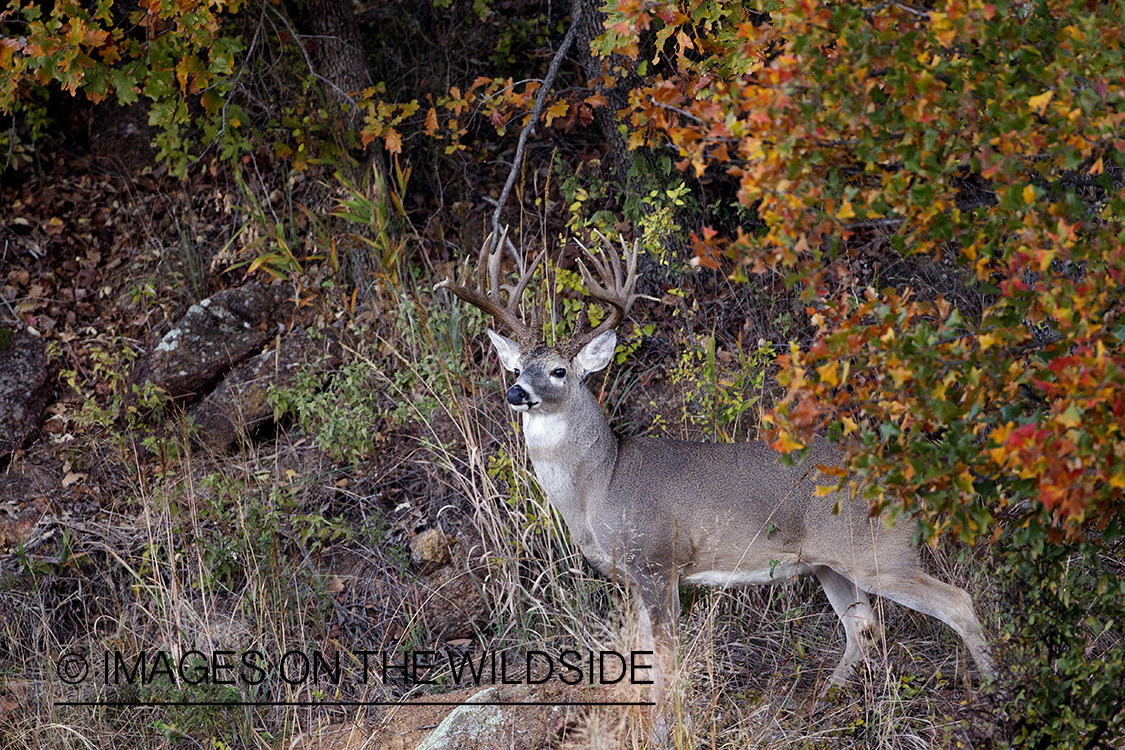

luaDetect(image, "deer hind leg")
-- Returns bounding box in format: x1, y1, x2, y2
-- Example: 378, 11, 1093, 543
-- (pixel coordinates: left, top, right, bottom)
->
860, 570, 994, 679
815, 566, 880, 688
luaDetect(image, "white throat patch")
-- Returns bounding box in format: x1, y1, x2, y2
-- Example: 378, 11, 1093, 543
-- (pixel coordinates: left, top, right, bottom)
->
522, 411, 567, 448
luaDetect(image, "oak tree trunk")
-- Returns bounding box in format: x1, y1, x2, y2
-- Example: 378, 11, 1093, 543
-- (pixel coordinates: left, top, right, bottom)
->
571, 0, 639, 182
302, 0, 373, 118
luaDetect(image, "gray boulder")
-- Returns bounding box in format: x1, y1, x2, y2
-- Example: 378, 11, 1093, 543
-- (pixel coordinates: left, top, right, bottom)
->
189, 327, 342, 451
0, 327, 51, 458
131, 283, 294, 399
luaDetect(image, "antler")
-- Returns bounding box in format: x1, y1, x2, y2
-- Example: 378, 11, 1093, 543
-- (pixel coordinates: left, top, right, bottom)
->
434, 228, 545, 346
559, 232, 642, 359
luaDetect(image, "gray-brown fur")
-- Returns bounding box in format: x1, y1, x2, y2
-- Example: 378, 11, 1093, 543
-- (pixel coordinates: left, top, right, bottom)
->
435, 233, 992, 709
486, 327, 994, 694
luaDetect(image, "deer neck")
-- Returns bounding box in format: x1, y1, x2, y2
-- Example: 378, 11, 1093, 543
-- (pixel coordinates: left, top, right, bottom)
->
520, 386, 617, 517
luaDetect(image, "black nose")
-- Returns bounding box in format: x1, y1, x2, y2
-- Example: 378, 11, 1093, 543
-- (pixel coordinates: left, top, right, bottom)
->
506, 385, 529, 406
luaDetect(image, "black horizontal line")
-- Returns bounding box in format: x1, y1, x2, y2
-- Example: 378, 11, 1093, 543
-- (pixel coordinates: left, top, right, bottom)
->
57, 700, 655, 707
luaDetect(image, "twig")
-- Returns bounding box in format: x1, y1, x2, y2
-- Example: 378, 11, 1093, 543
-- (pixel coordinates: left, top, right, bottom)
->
489, 20, 579, 253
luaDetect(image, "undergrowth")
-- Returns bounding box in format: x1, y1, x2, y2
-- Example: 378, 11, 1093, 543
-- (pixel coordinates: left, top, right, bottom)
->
2, 160, 1122, 750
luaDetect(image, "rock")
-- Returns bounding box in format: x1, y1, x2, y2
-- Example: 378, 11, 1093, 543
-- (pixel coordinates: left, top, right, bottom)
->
0, 327, 51, 458
362, 683, 597, 750
410, 528, 451, 573
131, 283, 294, 399
0, 496, 47, 551
189, 327, 342, 451
414, 688, 503, 750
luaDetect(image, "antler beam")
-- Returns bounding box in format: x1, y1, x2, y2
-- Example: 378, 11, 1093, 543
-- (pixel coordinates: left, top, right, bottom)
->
559, 232, 642, 358
434, 228, 545, 346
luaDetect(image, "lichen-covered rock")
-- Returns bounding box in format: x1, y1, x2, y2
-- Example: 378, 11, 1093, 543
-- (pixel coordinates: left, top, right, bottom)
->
414, 688, 503, 750
188, 326, 342, 452
411, 527, 452, 573
0, 327, 51, 458
131, 283, 294, 399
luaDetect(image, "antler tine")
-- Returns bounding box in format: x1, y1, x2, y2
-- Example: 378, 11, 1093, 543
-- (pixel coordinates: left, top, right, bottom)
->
560, 233, 642, 358
584, 230, 638, 308
500, 235, 546, 335
433, 228, 543, 346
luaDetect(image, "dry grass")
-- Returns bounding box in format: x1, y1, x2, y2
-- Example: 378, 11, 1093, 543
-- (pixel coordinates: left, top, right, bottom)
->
0, 242, 1001, 750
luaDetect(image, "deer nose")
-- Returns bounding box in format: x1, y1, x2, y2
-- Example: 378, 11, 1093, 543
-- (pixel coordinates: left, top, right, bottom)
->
506, 384, 531, 406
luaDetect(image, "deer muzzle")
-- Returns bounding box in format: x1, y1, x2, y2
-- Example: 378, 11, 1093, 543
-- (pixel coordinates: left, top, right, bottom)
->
506, 384, 537, 410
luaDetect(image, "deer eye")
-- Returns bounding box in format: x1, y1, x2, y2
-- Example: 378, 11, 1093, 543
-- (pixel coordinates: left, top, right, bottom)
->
551, 368, 566, 378
513, 368, 521, 377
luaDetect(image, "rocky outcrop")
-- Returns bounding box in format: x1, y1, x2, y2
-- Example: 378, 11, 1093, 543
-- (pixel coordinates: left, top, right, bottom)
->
414, 688, 504, 750
189, 327, 343, 451
410, 527, 451, 574
0, 327, 51, 459
131, 283, 294, 399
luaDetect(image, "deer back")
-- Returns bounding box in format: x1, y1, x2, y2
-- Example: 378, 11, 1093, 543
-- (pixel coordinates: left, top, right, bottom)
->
591, 435, 918, 583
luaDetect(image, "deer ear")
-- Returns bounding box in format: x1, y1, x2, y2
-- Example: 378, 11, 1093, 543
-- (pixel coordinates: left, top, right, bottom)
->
487, 329, 522, 372
573, 329, 616, 379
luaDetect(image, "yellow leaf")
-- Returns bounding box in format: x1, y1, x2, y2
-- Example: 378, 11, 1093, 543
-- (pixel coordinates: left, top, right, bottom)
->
544, 100, 568, 127
956, 468, 975, 493
930, 12, 956, 46
1022, 184, 1036, 204
817, 360, 839, 387
0, 38, 20, 69
889, 366, 913, 387
841, 415, 858, 435
1110, 465, 1125, 489
425, 107, 438, 136
978, 332, 998, 350
1028, 90, 1054, 114
384, 128, 402, 154
1057, 403, 1082, 428
988, 422, 1014, 466
1090, 157, 1104, 175
835, 201, 856, 220
771, 432, 805, 453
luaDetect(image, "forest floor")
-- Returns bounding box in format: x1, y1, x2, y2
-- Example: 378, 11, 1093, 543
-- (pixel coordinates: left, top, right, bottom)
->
0, 133, 1002, 750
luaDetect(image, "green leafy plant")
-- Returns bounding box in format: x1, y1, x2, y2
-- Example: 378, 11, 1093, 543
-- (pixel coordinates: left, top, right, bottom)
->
331, 156, 412, 294
222, 168, 330, 287
655, 333, 772, 443
993, 514, 1125, 747
269, 354, 384, 466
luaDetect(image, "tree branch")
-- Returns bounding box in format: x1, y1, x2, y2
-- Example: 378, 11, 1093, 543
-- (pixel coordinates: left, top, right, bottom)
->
489, 20, 579, 252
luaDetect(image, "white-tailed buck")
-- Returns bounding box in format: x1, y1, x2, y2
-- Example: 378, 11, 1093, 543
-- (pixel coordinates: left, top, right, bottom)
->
436, 231, 993, 699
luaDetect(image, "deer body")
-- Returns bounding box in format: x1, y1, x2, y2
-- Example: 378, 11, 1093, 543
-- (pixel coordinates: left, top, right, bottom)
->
438, 233, 993, 698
